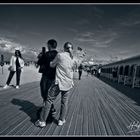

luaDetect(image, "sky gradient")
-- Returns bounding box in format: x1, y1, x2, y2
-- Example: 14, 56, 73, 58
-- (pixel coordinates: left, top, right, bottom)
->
0, 4, 140, 64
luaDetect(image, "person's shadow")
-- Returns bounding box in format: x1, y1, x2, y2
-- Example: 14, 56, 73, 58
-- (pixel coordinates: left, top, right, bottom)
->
0, 85, 3, 88
11, 98, 58, 125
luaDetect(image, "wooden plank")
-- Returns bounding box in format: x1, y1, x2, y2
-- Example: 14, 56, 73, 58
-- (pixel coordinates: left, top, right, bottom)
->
73, 100, 83, 136
67, 88, 81, 135
98, 87, 126, 135
60, 93, 80, 135
0, 90, 41, 133
99, 85, 129, 135
12, 119, 33, 135
0, 75, 140, 136
94, 89, 110, 135
91, 77, 132, 135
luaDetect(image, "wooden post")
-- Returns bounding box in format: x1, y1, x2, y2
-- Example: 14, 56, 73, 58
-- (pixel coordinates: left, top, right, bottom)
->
1, 55, 4, 74
132, 65, 137, 88
2, 66, 3, 74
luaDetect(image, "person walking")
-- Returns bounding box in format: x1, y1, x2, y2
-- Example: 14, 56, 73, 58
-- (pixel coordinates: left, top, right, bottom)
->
3, 48, 24, 89
78, 63, 83, 80
36, 39, 58, 118
35, 42, 76, 127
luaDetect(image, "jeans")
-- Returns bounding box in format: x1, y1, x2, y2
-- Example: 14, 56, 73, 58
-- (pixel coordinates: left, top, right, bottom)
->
6, 69, 21, 86
40, 84, 69, 122
40, 75, 55, 111
40, 75, 53, 101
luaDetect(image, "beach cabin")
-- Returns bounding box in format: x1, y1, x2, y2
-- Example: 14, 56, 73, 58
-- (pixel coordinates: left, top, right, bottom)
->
100, 55, 140, 88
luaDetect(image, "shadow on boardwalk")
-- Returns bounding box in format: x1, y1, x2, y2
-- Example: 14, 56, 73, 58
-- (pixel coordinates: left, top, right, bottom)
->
1, 76, 140, 135
98, 76, 140, 106
11, 98, 58, 125
11, 98, 39, 123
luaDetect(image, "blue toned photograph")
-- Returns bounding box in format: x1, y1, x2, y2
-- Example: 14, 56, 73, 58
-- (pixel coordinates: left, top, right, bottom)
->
0, 3, 140, 137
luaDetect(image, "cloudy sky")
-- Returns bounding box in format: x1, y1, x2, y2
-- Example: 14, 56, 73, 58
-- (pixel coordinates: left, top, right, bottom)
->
0, 4, 140, 63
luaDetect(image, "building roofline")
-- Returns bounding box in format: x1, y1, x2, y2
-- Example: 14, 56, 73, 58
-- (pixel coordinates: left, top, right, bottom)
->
103, 54, 140, 67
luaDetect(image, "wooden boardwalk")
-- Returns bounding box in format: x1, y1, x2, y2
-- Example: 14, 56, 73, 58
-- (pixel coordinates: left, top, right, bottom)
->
0, 73, 140, 136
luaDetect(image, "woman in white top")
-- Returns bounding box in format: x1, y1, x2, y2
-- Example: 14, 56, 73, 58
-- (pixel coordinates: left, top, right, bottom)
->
3, 49, 24, 89
35, 42, 76, 127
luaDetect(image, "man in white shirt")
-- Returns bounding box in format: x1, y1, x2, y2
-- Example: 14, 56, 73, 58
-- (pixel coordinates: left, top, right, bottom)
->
35, 42, 76, 127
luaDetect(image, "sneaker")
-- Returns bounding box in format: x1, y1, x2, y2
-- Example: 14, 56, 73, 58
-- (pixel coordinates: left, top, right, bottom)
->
35, 120, 46, 128
51, 108, 56, 115
3, 85, 9, 89
16, 86, 19, 89
58, 119, 66, 126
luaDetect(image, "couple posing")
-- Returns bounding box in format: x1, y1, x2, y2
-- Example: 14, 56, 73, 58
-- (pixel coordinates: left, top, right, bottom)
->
36, 39, 76, 127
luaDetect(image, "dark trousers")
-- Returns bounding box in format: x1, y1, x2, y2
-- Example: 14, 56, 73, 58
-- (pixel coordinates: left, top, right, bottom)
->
40, 75, 55, 110
40, 75, 53, 101
40, 84, 69, 122
78, 71, 82, 80
6, 69, 21, 86
97, 73, 100, 77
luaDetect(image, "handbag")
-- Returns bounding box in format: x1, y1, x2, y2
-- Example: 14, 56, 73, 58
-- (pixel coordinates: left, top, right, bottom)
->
8, 66, 14, 71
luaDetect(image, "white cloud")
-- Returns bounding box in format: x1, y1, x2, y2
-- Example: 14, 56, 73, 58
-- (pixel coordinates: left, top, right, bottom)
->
74, 30, 119, 48
74, 31, 96, 42
121, 20, 140, 27
75, 38, 95, 42
80, 32, 95, 38
0, 38, 23, 53
0, 36, 37, 59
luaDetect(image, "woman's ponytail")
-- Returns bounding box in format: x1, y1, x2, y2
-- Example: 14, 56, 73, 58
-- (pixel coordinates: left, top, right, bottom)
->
64, 42, 73, 59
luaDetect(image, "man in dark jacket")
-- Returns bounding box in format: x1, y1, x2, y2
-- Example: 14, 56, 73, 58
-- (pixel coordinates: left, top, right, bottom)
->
78, 63, 83, 80
37, 39, 58, 119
